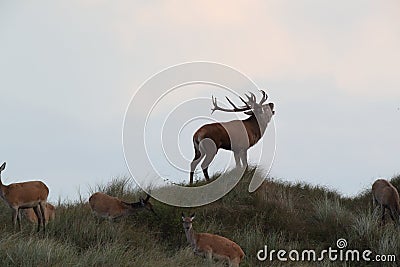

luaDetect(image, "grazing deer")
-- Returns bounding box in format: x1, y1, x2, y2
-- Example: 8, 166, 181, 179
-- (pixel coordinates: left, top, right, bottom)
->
190, 90, 275, 184
182, 213, 244, 267
23, 203, 55, 224
89, 192, 156, 220
0, 162, 49, 232
372, 179, 400, 224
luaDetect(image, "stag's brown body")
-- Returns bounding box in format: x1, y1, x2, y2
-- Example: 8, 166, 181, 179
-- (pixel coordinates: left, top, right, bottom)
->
0, 162, 49, 232
372, 179, 400, 224
193, 114, 264, 151
182, 214, 244, 267
89, 192, 154, 220
24, 203, 55, 224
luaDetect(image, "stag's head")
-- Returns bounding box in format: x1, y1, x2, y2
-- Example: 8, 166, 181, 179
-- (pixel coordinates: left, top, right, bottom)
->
211, 90, 275, 123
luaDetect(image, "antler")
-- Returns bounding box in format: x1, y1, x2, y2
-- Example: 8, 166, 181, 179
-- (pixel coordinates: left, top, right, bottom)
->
211, 90, 268, 114
211, 95, 252, 114
258, 90, 268, 104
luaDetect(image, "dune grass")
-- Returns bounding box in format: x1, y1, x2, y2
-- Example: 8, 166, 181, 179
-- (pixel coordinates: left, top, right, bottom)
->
0, 169, 399, 266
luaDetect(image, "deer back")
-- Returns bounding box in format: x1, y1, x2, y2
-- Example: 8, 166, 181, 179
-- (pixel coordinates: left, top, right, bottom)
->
89, 192, 128, 218
2, 181, 49, 208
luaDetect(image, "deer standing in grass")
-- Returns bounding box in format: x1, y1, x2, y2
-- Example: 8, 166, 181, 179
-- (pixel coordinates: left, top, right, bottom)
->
89, 192, 156, 220
182, 213, 244, 267
23, 203, 55, 224
372, 179, 400, 224
190, 90, 275, 184
0, 162, 49, 232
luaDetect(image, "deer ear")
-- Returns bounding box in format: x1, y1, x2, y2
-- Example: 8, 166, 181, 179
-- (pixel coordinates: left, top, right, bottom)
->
190, 213, 195, 220
181, 212, 185, 220
0, 162, 5, 171
268, 102, 274, 111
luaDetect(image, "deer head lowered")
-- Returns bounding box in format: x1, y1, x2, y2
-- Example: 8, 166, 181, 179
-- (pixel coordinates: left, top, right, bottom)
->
89, 192, 156, 220
372, 179, 400, 225
189, 90, 275, 184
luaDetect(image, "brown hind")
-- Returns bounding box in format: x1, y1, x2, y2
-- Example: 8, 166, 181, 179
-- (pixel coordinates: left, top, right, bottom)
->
89, 192, 156, 220
372, 179, 400, 224
0, 162, 49, 232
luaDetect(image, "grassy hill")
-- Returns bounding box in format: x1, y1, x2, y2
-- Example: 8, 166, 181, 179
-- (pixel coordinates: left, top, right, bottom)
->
0, 168, 399, 266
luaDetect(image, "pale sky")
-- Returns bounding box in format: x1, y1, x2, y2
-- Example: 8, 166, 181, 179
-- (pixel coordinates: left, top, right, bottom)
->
1, 1, 399, 202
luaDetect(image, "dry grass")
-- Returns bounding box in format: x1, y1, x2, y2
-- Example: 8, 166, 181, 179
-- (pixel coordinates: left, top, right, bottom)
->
0, 171, 399, 266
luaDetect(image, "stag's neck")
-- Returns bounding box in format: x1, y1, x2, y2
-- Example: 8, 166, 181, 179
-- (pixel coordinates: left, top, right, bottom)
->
184, 227, 197, 249
245, 113, 269, 136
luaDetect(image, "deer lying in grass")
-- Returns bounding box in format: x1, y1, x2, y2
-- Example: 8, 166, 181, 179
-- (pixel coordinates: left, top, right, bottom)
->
23, 203, 55, 224
0, 162, 49, 232
190, 90, 275, 184
372, 179, 400, 224
89, 192, 156, 220
182, 213, 245, 267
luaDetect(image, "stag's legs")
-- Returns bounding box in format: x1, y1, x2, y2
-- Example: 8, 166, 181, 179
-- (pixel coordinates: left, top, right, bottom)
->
234, 150, 248, 168
190, 147, 205, 185
234, 152, 241, 167
200, 140, 217, 182
239, 150, 248, 167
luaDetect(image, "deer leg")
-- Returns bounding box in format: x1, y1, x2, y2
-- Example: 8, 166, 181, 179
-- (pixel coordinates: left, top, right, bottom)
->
17, 208, 22, 231
240, 150, 248, 167
389, 208, 396, 223
17, 209, 22, 231
12, 208, 20, 231
205, 251, 213, 262
190, 148, 205, 185
381, 205, 386, 225
39, 202, 46, 232
33, 206, 42, 232
201, 152, 216, 182
234, 152, 241, 167
230, 258, 240, 267
199, 138, 217, 182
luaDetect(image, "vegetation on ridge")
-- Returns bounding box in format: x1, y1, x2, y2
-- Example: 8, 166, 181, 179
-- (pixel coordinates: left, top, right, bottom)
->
0, 168, 399, 266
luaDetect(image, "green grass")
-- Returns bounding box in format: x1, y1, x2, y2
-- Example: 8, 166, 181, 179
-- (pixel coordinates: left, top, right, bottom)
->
0, 170, 399, 266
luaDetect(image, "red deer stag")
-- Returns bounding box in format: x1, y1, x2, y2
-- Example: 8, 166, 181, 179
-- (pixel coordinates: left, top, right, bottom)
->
372, 179, 400, 224
89, 192, 156, 220
0, 162, 49, 232
23, 203, 55, 224
182, 213, 245, 266
190, 90, 275, 184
